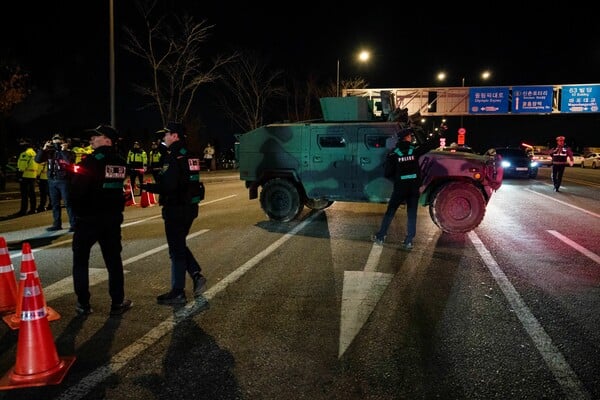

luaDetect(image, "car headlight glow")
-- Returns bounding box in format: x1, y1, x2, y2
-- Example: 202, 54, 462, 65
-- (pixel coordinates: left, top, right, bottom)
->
501, 160, 511, 168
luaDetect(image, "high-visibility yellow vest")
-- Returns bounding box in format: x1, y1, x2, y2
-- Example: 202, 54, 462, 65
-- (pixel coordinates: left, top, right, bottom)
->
17, 147, 39, 179
38, 161, 49, 180
73, 145, 94, 164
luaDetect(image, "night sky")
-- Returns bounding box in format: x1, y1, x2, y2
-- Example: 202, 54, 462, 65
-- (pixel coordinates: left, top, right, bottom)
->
2, 2, 599, 153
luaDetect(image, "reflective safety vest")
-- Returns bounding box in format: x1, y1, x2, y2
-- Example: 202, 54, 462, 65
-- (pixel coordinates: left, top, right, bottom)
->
127, 150, 148, 169
149, 150, 162, 170
393, 146, 417, 180
17, 147, 39, 179
38, 162, 49, 180
73, 146, 93, 164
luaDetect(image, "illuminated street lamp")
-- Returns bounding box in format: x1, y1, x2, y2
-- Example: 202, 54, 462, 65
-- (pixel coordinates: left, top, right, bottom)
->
436, 70, 492, 126
436, 70, 491, 87
337, 50, 371, 97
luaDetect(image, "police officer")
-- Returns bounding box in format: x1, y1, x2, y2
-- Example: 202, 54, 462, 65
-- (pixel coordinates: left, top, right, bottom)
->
16, 138, 39, 216
69, 125, 132, 316
36, 156, 51, 213
372, 127, 441, 250
148, 140, 165, 183
549, 135, 574, 192
71, 138, 94, 164
127, 141, 147, 195
140, 122, 207, 305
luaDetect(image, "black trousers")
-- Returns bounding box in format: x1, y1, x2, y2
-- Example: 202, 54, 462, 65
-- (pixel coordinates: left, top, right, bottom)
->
551, 164, 566, 189
72, 213, 125, 306
162, 204, 202, 291
129, 170, 144, 193
19, 177, 36, 213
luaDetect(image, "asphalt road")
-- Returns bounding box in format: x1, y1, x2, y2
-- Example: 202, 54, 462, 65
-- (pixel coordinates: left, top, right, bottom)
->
0, 167, 598, 400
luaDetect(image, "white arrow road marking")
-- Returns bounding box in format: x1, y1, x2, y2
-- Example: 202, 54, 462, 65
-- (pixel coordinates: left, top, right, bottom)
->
339, 244, 393, 357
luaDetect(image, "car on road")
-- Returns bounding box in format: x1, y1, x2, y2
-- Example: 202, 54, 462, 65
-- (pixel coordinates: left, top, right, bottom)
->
532, 152, 552, 166
581, 152, 600, 169
495, 147, 539, 178
571, 153, 584, 166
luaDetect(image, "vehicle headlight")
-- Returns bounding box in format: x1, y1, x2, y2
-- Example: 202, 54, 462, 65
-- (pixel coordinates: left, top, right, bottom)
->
530, 161, 539, 167
501, 160, 511, 168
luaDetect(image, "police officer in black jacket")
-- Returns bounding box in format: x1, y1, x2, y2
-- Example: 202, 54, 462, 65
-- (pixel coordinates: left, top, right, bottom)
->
140, 122, 207, 305
372, 127, 441, 250
70, 125, 132, 316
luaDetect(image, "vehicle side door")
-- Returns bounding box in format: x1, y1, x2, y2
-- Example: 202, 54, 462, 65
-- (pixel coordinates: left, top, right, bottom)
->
303, 125, 357, 200
354, 124, 397, 202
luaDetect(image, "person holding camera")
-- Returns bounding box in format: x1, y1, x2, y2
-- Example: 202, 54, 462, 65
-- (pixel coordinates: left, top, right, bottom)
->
35, 133, 76, 231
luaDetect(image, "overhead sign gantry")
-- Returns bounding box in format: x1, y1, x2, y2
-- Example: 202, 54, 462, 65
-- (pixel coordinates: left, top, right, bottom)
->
344, 84, 600, 117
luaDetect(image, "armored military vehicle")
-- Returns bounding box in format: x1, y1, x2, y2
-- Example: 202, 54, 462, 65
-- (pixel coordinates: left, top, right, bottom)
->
235, 96, 503, 234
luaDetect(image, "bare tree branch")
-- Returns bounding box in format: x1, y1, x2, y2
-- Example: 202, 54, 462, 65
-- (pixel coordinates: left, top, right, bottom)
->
122, 0, 237, 127
218, 52, 286, 132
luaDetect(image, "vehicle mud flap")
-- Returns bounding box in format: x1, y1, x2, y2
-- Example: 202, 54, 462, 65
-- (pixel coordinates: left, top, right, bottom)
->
305, 198, 334, 211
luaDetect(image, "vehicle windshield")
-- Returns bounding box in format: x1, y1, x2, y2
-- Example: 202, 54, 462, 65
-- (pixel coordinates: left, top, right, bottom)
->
496, 148, 528, 157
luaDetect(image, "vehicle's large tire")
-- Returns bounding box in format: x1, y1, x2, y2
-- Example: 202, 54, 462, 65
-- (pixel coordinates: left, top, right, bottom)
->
305, 198, 334, 210
429, 181, 486, 234
260, 178, 303, 222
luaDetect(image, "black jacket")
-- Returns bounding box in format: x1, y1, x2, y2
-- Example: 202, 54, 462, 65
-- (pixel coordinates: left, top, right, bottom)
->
35, 147, 75, 181
142, 141, 203, 206
384, 135, 440, 184
69, 145, 127, 218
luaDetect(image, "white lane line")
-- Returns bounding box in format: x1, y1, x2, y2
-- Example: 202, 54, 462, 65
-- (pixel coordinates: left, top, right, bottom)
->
41, 230, 207, 302
6, 194, 237, 260
44, 269, 121, 302
525, 189, 600, 219
547, 230, 600, 265
55, 211, 321, 400
468, 231, 591, 400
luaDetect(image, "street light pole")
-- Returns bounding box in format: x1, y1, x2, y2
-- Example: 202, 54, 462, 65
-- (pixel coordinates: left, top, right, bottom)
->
109, 0, 116, 128
336, 59, 340, 97
336, 50, 370, 98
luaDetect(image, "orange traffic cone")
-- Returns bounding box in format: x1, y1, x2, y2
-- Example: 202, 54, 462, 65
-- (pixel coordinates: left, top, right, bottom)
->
0, 237, 18, 315
147, 179, 157, 205
0, 243, 75, 390
3, 243, 61, 330
124, 179, 136, 206
139, 180, 155, 208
